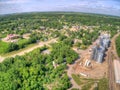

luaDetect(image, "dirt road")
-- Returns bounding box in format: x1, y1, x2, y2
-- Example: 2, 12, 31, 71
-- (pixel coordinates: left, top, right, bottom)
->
0, 38, 57, 63
111, 32, 120, 60
108, 48, 115, 90
67, 64, 81, 90
108, 32, 120, 90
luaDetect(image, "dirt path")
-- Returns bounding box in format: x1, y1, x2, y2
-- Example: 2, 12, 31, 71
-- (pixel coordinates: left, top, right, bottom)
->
111, 32, 120, 60
0, 38, 57, 63
0, 56, 5, 62
108, 32, 120, 90
67, 64, 81, 90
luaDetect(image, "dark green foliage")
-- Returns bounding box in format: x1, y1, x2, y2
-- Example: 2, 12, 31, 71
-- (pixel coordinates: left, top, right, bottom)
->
7, 43, 19, 52
51, 42, 78, 64
28, 36, 37, 43
116, 35, 120, 57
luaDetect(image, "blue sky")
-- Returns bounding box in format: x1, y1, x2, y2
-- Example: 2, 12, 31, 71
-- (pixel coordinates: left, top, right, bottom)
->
0, 0, 120, 16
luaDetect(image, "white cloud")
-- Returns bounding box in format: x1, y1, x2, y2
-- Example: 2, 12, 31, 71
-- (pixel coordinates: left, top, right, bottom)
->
0, 0, 29, 4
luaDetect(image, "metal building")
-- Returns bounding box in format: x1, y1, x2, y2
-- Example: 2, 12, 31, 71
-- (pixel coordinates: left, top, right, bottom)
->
114, 60, 120, 84
90, 34, 110, 63
90, 46, 98, 61
96, 52, 104, 63
91, 45, 105, 62
99, 34, 110, 49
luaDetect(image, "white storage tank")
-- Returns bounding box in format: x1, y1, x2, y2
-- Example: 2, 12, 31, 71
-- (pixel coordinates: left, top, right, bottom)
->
97, 52, 103, 63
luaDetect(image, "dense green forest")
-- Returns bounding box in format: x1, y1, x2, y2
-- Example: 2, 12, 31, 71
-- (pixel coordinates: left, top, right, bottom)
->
0, 12, 120, 89
0, 43, 78, 90
116, 35, 120, 57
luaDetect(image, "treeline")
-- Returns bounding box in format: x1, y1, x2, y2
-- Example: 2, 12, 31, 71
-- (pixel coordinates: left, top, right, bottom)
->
67, 29, 99, 48
116, 35, 120, 57
0, 13, 120, 36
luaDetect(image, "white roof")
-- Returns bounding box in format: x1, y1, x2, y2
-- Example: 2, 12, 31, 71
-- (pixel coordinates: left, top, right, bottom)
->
114, 60, 120, 84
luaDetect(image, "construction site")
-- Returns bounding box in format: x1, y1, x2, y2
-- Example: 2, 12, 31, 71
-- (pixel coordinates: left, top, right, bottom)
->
72, 32, 110, 79
66, 32, 120, 90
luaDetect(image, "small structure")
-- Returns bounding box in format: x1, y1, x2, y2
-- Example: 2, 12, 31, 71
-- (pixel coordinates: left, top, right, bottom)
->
80, 72, 88, 77
74, 39, 83, 44
23, 33, 30, 39
40, 26, 46, 30
63, 25, 69, 29
53, 61, 57, 68
7, 34, 20, 40
84, 59, 91, 67
114, 60, 120, 84
42, 50, 50, 54
70, 25, 80, 31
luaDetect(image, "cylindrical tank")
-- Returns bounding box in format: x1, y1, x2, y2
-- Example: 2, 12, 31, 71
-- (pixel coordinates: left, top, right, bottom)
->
91, 46, 98, 61
97, 52, 103, 63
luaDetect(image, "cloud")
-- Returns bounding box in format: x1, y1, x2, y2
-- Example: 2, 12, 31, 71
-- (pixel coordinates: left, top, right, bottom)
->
0, 0, 120, 16
0, 0, 29, 4
52, 0, 120, 16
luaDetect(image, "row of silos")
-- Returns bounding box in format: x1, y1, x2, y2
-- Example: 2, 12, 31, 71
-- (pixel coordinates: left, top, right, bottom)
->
90, 34, 110, 63
99, 34, 110, 49
90, 45, 105, 63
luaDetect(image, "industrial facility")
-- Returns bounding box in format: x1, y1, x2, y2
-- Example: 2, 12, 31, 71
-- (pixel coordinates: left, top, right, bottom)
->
73, 32, 110, 79
90, 33, 110, 63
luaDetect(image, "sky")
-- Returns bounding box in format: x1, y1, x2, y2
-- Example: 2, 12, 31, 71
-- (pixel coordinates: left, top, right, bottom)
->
0, 0, 120, 16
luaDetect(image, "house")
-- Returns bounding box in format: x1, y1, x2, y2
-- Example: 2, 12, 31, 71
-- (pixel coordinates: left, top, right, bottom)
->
7, 34, 20, 40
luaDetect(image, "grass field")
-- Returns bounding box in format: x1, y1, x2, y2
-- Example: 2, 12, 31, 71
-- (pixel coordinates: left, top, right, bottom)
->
1, 43, 38, 57
116, 35, 120, 57
0, 41, 9, 54
71, 74, 83, 85
72, 74, 108, 90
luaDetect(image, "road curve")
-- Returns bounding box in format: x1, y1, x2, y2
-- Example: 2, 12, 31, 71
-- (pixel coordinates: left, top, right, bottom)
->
108, 32, 120, 90
0, 38, 57, 63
